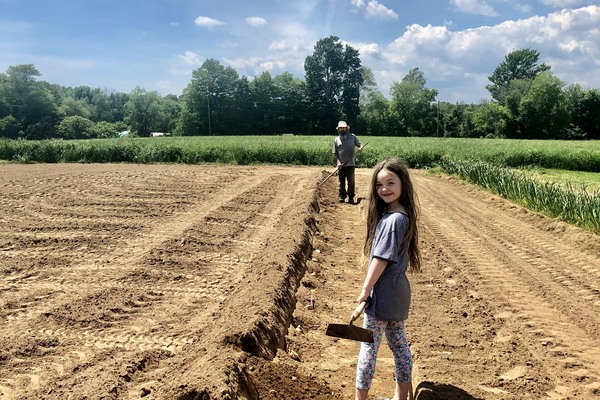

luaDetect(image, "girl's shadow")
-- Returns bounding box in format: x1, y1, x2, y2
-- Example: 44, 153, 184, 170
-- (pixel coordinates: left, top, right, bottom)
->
415, 381, 484, 400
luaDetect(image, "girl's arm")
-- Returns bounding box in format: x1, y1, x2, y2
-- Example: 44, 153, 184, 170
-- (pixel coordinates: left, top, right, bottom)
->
357, 257, 388, 303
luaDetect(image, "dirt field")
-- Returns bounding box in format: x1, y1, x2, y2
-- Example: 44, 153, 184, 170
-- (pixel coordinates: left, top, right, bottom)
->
1, 163, 599, 400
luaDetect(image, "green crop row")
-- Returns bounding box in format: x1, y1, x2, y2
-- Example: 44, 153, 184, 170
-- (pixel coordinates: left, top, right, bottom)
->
439, 158, 600, 234
2, 136, 599, 172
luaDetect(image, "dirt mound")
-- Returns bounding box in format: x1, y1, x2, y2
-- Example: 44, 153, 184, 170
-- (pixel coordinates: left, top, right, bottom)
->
156, 189, 321, 399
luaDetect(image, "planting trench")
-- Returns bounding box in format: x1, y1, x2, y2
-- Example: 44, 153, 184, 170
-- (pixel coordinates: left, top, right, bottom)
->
0, 164, 332, 399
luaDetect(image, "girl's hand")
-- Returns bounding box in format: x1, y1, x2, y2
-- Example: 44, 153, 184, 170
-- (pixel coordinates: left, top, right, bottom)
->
356, 288, 370, 304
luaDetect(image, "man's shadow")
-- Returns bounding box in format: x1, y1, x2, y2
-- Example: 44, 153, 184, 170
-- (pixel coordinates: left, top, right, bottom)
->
415, 381, 484, 400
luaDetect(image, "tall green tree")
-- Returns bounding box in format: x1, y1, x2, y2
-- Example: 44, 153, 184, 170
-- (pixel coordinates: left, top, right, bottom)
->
5, 64, 41, 110
248, 71, 310, 134
472, 101, 509, 138
503, 78, 531, 138
58, 96, 92, 119
250, 71, 277, 134
340, 45, 363, 126
125, 87, 162, 137
103, 91, 129, 123
177, 59, 240, 135
355, 67, 387, 135
358, 91, 391, 135
0, 73, 11, 119
233, 76, 254, 134
272, 72, 309, 134
0, 116, 20, 139
438, 102, 477, 138
358, 67, 378, 105
389, 68, 438, 136
304, 36, 363, 133
486, 48, 550, 105
3, 64, 59, 138
155, 94, 181, 134
518, 71, 568, 139
565, 85, 600, 139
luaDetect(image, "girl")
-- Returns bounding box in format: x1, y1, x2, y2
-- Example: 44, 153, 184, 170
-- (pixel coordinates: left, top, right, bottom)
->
355, 157, 421, 400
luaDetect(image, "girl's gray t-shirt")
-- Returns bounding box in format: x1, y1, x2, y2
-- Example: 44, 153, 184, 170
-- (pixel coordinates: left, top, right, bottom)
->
365, 211, 411, 321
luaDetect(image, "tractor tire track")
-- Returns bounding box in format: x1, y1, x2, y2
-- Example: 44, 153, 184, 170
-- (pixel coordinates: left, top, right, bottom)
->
414, 173, 600, 398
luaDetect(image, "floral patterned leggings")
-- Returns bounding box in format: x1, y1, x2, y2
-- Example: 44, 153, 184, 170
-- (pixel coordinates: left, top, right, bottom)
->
355, 313, 412, 390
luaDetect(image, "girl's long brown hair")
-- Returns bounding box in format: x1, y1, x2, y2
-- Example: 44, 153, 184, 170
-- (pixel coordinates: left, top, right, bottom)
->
363, 157, 421, 273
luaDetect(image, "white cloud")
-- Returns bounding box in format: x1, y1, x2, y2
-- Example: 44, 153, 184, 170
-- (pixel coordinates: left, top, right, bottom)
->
365, 5, 600, 101
539, 0, 588, 7
351, 0, 398, 20
221, 56, 290, 77
223, 57, 263, 70
194, 16, 225, 28
259, 60, 286, 71
268, 37, 311, 54
292, 0, 320, 17
272, 19, 315, 39
444, 19, 456, 28
450, 0, 499, 16
177, 51, 204, 66
351, 42, 381, 57
513, 3, 532, 13
246, 17, 267, 27
265, 37, 311, 74
389, 24, 451, 56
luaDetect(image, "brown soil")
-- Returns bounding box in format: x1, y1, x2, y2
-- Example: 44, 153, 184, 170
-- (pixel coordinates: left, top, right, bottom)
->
1, 164, 599, 400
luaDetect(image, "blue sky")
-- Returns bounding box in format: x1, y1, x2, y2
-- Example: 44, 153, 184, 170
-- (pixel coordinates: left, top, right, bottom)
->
1, 0, 599, 103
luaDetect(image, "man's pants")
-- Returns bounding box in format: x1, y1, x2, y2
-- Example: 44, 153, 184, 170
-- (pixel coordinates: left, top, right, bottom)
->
338, 166, 356, 199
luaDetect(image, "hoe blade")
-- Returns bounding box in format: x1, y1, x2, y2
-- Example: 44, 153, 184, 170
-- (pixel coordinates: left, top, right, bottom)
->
326, 323, 374, 343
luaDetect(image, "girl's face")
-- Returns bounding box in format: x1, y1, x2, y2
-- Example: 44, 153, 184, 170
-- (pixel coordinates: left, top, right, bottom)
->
375, 168, 402, 207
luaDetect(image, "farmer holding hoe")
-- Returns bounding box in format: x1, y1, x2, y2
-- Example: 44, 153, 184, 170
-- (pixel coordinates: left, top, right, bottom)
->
332, 120, 364, 204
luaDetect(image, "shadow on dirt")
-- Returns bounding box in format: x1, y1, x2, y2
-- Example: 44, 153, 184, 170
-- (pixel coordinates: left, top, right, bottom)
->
350, 197, 364, 205
415, 381, 484, 400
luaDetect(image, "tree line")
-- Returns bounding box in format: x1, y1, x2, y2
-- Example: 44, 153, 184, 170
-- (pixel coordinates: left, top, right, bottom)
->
1, 37, 598, 140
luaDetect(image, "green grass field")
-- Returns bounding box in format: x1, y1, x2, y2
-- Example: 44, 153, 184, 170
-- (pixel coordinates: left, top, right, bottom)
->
2, 136, 599, 172
440, 159, 600, 234
523, 167, 600, 194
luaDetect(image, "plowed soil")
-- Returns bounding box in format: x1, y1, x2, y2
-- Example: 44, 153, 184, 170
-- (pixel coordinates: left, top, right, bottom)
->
1, 164, 599, 400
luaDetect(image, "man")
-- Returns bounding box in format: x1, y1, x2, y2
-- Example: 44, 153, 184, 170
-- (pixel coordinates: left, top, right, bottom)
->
332, 121, 363, 204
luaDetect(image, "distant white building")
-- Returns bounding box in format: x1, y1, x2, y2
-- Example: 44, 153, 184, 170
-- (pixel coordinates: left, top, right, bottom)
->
150, 132, 170, 137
